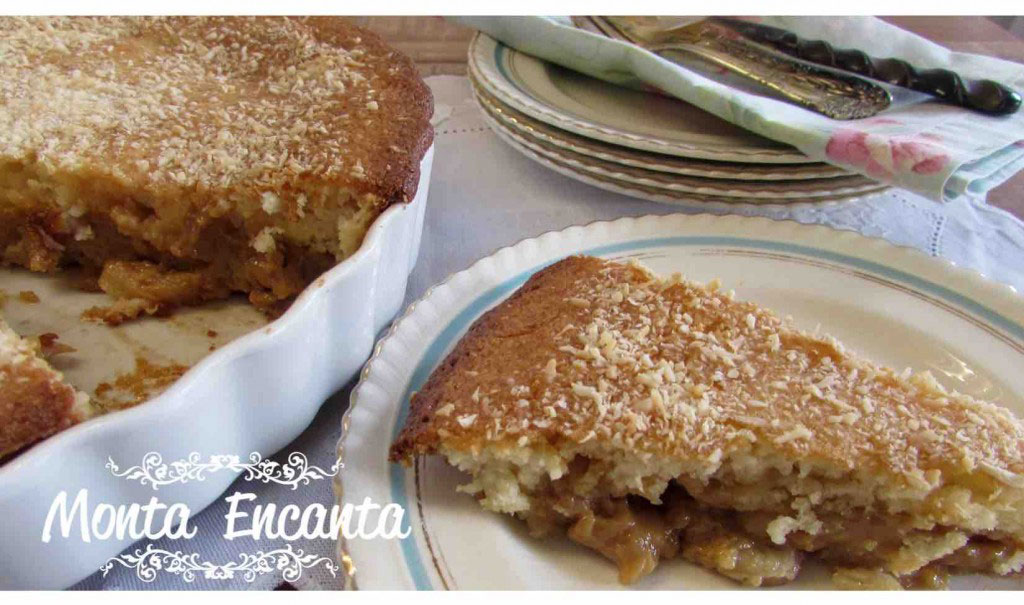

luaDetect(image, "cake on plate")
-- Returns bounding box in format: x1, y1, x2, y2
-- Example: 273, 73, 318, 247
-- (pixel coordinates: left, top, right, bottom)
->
390, 255, 1024, 589
0, 16, 433, 322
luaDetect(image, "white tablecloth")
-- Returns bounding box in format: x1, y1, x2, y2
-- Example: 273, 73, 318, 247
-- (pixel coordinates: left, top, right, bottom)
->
74, 75, 1024, 591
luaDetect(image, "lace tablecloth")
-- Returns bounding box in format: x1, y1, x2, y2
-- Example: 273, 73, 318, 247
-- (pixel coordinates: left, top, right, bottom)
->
75, 75, 1024, 591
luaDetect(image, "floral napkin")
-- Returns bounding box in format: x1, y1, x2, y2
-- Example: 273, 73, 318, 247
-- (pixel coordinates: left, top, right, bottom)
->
457, 16, 1024, 202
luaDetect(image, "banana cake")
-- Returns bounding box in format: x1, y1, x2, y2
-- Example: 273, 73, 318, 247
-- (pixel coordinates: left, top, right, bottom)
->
390, 255, 1024, 589
0, 16, 433, 321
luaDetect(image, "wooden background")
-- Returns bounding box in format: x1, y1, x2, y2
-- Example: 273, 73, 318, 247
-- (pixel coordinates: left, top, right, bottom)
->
352, 16, 1024, 220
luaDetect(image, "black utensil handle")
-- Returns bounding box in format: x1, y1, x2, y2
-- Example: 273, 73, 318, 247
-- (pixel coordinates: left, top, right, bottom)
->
713, 18, 1022, 116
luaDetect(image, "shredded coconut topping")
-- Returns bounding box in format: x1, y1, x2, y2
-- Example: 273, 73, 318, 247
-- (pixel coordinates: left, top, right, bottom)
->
403, 257, 1024, 487
0, 16, 426, 205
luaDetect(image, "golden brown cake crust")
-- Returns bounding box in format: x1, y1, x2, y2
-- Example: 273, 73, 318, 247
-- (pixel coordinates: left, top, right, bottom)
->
389, 256, 1024, 491
0, 16, 433, 208
391, 256, 616, 462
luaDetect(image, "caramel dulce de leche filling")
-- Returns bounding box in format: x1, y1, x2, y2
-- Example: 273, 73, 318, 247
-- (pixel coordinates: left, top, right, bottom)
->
513, 458, 1023, 588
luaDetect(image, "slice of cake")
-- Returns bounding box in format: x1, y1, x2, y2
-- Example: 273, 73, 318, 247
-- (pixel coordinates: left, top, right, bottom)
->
390, 255, 1024, 589
0, 17, 433, 321
1, 317, 94, 459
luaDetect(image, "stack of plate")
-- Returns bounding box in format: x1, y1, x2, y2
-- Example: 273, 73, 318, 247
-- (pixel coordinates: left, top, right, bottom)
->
468, 33, 888, 206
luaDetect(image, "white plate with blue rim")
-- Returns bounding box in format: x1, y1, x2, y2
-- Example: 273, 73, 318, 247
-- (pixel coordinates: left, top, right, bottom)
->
468, 33, 808, 165
474, 90, 889, 205
335, 213, 1024, 590
469, 78, 855, 182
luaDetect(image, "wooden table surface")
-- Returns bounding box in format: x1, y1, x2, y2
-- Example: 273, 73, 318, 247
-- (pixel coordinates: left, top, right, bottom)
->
354, 16, 1024, 220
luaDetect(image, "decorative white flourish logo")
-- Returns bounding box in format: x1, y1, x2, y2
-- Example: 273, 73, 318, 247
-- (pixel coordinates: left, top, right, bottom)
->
106, 451, 342, 490
78, 450, 403, 585
100, 544, 338, 583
